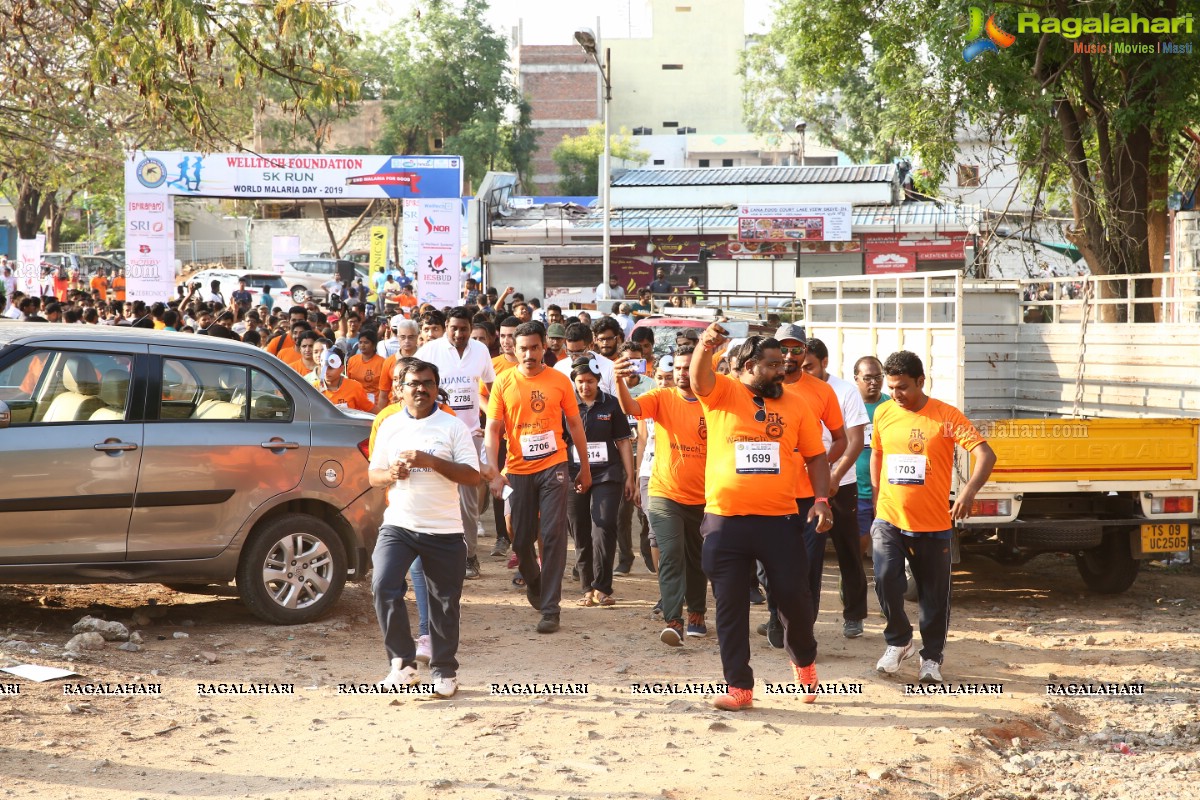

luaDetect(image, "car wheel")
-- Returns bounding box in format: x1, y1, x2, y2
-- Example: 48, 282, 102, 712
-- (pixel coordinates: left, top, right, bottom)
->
236, 513, 346, 624
290, 285, 309, 303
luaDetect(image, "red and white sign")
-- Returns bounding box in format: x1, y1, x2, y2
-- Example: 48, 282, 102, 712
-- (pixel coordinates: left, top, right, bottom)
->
865, 251, 916, 274
409, 198, 460, 308
863, 233, 969, 261
16, 235, 45, 295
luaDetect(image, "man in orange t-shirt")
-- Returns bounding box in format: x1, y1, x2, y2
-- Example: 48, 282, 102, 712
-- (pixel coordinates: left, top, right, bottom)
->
692, 324, 832, 711
113, 270, 127, 303
870, 350, 994, 685
483, 322, 591, 634
615, 344, 709, 647
347, 330, 386, 411
751, 324, 847, 648
90, 271, 109, 300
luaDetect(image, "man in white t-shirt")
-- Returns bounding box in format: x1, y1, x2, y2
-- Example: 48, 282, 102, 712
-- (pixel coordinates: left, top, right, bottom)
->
554, 322, 617, 395
368, 358, 480, 698
415, 306, 496, 579
802, 337, 870, 638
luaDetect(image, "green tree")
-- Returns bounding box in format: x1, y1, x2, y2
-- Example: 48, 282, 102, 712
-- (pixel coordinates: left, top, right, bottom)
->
370, 0, 536, 191
553, 125, 647, 196
742, 0, 1200, 318
0, 0, 359, 241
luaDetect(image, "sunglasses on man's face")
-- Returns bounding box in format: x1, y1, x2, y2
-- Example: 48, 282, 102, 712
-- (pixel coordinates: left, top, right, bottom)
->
781, 346, 806, 356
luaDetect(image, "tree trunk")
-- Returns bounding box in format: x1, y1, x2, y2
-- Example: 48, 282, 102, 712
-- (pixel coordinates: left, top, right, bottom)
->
317, 199, 342, 259
1146, 133, 1171, 322
15, 179, 53, 240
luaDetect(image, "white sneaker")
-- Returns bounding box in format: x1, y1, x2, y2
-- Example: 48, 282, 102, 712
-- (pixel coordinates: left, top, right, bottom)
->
379, 658, 419, 688
875, 641, 917, 674
918, 659, 943, 684
433, 675, 458, 699
415, 635, 431, 665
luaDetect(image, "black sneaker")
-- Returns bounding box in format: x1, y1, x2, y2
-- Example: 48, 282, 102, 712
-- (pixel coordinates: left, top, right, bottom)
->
766, 611, 784, 649
652, 600, 663, 617
614, 562, 633, 576
525, 576, 542, 610
465, 555, 481, 580
843, 619, 864, 639
749, 585, 766, 605
490, 539, 509, 558
536, 613, 560, 633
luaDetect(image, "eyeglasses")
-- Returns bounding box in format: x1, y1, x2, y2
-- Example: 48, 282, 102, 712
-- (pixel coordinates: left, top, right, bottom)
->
858, 373, 883, 383
402, 379, 437, 390
751, 394, 766, 423
781, 346, 806, 356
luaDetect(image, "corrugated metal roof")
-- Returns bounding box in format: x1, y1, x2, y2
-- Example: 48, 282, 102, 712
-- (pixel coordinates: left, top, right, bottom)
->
573, 201, 981, 232
611, 164, 895, 187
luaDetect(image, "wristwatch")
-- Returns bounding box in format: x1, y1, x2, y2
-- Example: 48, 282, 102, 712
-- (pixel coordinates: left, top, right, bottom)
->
814, 496, 830, 505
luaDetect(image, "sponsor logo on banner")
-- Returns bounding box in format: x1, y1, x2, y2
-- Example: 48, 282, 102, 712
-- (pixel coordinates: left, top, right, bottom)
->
737, 203, 852, 242
125, 194, 176, 302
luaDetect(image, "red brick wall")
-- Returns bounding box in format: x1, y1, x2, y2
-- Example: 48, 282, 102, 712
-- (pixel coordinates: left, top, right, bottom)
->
519, 45, 600, 195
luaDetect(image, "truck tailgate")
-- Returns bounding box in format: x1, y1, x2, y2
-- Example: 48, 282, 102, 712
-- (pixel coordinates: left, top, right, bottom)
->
981, 419, 1199, 483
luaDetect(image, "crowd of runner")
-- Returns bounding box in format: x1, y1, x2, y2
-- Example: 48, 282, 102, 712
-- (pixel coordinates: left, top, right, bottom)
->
2, 258, 997, 709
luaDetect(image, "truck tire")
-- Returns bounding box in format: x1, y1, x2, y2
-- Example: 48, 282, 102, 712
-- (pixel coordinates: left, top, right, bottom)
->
1074, 528, 1140, 594
236, 513, 347, 624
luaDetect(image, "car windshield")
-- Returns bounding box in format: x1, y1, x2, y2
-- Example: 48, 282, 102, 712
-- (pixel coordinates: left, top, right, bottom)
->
242, 275, 286, 289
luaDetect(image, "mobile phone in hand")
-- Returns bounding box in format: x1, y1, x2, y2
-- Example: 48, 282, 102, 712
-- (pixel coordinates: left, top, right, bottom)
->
628, 358, 646, 374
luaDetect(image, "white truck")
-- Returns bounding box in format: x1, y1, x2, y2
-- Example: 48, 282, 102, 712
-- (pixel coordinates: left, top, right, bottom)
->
802, 271, 1200, 593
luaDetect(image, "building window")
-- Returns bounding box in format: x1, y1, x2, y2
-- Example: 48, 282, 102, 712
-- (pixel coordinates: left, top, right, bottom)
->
957, 164, 981, 187
698, 159, 710, 168
721, 158, 734, 167
662, 121, 679, 128
662, 64, 684, 70
632, 127, 653, 136
653, 159, 665, 166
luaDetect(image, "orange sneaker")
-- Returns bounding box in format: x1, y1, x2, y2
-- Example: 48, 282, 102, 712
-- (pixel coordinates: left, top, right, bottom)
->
792, 662, 818, 704
713, 687, 754, 711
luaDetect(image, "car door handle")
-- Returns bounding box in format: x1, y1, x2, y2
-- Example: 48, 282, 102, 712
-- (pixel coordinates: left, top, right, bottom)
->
94, 441, 138, 452
260, 440, 300, 450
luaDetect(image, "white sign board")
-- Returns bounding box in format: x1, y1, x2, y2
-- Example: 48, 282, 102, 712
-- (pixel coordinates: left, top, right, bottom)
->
16, 236, 45, 295
412, 198, 462, 308
126, 151, 463, 200
737, 203, 853, 242
125, 195, 176, 302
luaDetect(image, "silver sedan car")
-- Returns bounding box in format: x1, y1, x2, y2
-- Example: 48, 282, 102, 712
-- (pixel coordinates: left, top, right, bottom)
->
0, 322, 384, 624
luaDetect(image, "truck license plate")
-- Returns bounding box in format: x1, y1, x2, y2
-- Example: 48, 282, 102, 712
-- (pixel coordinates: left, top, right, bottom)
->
1140, 523, 1189, 553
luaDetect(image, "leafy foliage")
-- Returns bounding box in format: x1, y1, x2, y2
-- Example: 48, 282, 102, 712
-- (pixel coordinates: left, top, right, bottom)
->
369, 0, 536, 190
741, 0, 1200, 283
553, 125, 648, 196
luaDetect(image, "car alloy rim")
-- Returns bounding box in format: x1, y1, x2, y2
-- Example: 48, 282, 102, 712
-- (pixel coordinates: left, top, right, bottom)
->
261, 533, 334, 609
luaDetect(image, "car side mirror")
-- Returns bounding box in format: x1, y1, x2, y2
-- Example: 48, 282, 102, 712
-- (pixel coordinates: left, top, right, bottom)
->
0, 400, 9, 429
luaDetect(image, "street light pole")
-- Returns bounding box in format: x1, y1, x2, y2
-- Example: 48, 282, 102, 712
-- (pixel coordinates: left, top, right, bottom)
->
575, 28, 613, 293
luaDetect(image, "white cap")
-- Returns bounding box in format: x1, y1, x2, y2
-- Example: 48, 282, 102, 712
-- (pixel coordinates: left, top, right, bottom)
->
390, 314, 407, 329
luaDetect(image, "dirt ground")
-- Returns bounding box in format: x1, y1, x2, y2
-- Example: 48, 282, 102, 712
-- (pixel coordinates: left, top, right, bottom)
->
2, 521, 1198, 800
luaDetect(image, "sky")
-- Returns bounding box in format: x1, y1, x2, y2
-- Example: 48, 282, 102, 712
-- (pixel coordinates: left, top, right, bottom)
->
348, 0, 776, 44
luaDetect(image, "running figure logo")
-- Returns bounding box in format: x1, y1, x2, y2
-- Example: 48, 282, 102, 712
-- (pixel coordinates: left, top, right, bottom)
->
167, 155, 204, 192
963, 7, 1015, 61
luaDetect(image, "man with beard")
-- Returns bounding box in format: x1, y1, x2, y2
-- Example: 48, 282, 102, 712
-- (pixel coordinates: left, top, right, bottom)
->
755, 324, 847, 649
615, 345, 709, 646
691, 328, 832, 710
483, 323, 592, 634
417, 307, 496, 580
369, 358, 479, 697
545, 323, 568, 365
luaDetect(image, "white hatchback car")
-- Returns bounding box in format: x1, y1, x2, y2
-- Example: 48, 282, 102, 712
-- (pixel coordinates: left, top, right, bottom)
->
180, 270, 294, 307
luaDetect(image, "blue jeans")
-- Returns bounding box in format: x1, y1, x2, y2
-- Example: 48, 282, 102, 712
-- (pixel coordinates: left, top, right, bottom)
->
871, 519, 952, 664
409, 558, 429, 637
857, 496, 874, 539
372, 525, 465, 679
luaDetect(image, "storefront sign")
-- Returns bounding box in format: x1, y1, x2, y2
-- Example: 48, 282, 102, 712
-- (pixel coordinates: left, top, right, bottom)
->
737, 204, 852, 242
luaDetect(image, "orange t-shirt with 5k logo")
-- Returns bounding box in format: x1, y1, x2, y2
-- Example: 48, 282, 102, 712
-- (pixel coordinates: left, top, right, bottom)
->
487, 365, 579, 475
698, 373, 825, 517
